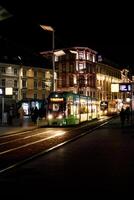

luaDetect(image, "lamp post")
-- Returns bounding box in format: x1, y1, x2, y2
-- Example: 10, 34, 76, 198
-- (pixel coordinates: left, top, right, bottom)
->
40, 25, 55, 92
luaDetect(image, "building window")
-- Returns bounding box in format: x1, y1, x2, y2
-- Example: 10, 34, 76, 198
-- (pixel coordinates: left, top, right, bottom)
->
79, 90, 84, 94
79, 75, 85, 87
90, 54, 93, 62
23, 69, 27, 76
93, 55, 96, 62
2, 79, 5, 87
93, 91, 95, 98
69, 63, 74, 73
1, 68, 5, 73
69, 75, 74, 87
79, 63, 85, 71
87, 52, 90, 60
14, 68, 17, 75
78, 51, 85, 60
34, 71, 37, 77
22, 79, 26, 88
42, 81, 45, 89
62, 75, 66, 87
87, 91, 90, 96
22, 92, 26, 99
34, 81, 38, 88
42, 93, 45, 99
34, 93, 37, 99
62, 64, 66, 72
14, 80, 17, 88
43, 72, 45, 78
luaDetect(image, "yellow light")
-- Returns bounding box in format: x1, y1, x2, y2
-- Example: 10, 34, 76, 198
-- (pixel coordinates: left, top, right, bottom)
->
55, 131, 65, 136
40, 25, 54, 32
50, 98, 64, 102
54, 50, 65, 56
58, 114, 63, 119
111, 83, 119, 92
48, 114, 53, 119
5, 87, 13, 95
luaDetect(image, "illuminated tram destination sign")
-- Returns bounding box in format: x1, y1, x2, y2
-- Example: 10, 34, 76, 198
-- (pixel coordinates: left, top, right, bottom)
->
50, 98, 64, 102
119, 83, 132, 92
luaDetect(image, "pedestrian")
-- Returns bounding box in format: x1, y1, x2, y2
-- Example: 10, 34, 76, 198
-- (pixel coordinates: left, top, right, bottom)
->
8, 106, 13, 125
125, 106, 130, 123
31, 106, 39, 124
120, 107, 126, 127
18, 106, 25, 126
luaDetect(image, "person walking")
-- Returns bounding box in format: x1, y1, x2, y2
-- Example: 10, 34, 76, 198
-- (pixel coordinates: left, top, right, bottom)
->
125, 106, 130, 123
31, 106, 39, 124
8, 106, 13, 125
18, 106, 25, 126
120, 107, 126, 127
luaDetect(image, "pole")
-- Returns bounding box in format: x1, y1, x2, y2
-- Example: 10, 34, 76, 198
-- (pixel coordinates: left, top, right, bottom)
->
131, 83, 133, 124
2, 97, 4, 124
52, 30, 55, 92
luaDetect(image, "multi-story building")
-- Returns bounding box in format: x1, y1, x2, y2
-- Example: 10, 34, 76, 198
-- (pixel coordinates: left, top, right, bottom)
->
96, 61, 122, 101
42, 47, 133, 115
53, 47, 97, 98
0, 62, 52, 115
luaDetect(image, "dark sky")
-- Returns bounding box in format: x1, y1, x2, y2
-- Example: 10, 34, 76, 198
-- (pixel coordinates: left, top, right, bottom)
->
0, 1, 134, 70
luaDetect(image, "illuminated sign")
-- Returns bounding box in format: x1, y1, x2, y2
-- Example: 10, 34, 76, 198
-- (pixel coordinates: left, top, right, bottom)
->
5, 87, 13, 95
119, 83, 131, 92
111, 83, 119, 92
0, 88, 3, 95
100, 101, 108, 107
100, 101, 108, 110
50, 98, 64, 102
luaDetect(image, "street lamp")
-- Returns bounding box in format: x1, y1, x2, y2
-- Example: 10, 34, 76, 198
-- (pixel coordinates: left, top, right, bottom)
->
0, 5, 13, 21
40, 25, 56, 92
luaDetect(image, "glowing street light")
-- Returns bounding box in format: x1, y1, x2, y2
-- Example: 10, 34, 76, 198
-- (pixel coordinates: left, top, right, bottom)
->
40, 25, 56, 92
0, 5, 13, 21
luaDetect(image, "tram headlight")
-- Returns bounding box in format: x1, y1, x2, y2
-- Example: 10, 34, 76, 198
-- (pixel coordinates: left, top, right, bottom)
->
57, 114, 63, 119
48, 114, 53, 119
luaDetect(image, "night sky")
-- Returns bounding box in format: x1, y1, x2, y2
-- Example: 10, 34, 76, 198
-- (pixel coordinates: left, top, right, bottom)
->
0, 1, 134, 71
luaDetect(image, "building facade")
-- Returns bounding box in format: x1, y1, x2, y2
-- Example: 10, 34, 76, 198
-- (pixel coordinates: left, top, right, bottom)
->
0, 62, 52, 109
55, 47, 97, 98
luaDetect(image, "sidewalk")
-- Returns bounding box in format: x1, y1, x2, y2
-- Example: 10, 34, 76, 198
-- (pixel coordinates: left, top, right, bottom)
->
0, 116, 37, 136
0, 115, 117, 137
0, 115, 108, 136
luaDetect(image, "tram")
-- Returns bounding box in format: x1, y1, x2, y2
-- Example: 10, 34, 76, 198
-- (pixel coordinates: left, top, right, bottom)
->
46, 91, 99, 126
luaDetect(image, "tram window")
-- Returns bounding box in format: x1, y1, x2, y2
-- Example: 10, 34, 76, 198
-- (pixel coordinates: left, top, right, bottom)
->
53, 104, 59, 111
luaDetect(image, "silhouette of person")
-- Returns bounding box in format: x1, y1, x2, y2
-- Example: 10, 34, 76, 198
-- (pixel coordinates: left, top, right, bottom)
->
18, 106, 25, 126
125, 106, 130, 123
32, 106, 39, 124
120, 107, 126, 126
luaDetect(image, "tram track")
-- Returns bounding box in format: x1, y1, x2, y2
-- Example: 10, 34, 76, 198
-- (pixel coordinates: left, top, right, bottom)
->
0, 116, 115, 174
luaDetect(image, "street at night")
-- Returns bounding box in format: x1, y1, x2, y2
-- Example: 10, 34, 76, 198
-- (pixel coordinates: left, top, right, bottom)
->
0, 116, 134, 197
1, 2, 134, 198
0, 116, 110, 173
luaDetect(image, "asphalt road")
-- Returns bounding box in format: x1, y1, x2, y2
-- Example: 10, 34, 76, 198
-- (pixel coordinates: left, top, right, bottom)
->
0, 116, 134, 197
